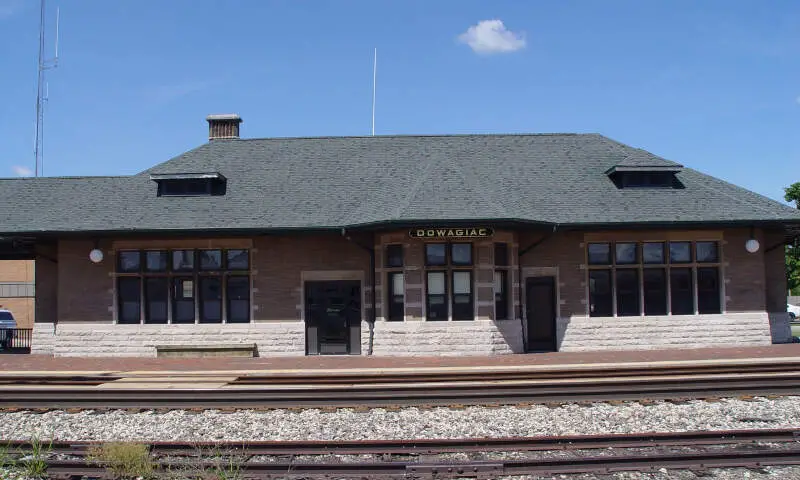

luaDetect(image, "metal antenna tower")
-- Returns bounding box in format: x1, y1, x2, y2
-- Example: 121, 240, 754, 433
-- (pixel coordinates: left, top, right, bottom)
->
34, 0, 59, 177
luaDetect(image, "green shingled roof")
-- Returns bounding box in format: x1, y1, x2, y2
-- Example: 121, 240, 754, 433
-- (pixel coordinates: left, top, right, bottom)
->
1, 133, 798, 235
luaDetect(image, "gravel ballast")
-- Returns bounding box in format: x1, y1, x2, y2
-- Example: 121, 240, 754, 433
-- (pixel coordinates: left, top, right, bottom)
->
0, 396, 798, 442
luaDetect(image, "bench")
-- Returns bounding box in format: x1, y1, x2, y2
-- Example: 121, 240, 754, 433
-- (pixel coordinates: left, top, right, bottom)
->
155, 343, 258, 358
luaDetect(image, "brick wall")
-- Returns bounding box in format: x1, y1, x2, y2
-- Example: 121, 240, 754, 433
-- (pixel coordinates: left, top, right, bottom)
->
252, 234, 371, 322
58, 240, 114, 323
31, 228, 787, 356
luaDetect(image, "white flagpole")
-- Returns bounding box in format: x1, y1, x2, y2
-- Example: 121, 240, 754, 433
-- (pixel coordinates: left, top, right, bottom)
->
371, 47, 377, 136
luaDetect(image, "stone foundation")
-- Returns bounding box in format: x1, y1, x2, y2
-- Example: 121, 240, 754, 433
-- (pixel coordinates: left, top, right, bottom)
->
33, 322, 306, 357
33, 312, 779, 357
365, 319, 523, 356
558, 312, 774, 351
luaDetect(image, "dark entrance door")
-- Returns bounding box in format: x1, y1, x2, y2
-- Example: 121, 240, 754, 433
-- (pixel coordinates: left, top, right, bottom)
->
305, 280, 361, 355
525, 276, 557, 352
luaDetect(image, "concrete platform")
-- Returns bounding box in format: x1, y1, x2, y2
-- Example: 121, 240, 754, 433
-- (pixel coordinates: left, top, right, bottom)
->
2, 345, 800, 377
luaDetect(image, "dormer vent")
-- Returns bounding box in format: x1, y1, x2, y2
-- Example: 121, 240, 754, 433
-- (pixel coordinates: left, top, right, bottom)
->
606, 165, 684, 189
150, 172, 227, 196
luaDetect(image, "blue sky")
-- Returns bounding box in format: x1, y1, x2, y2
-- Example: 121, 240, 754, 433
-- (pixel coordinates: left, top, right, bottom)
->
0, 0, 798, 204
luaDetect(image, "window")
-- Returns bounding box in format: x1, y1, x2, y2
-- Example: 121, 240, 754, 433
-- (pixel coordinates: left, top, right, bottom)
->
424, 243, 475, 321
144, 278, 168, 324
615, 269, 640, 316
117, 277, 141, 324
587, 240, 721, 317
494, 242, 510, 320
386, 244, 403, 268
172, 250, 195, 272
452, 271, 473, 320
118, 251, 141, 273
226, 250, 249, 270
643, 269, 667, 315
615, 243, 638, 265
172, 277, 195, 324
451, 244, 473, 266
425, 244, 447, 266
670, 268, 694, 315
669, 242, 692, 263
588, 243, 611, 265
226, 276, 250, 323
426, 271, 447, 320
385, 244, 405, 321
589, 270, 613, 317
387, 272, 405, 321
494, 270, 508, 320
697, 267, 721, 314
494, 243, 509, 267
116, 249, 251, 324
199, 277, 222, 323
642, 242, 665, 264
200, 250, 222, 270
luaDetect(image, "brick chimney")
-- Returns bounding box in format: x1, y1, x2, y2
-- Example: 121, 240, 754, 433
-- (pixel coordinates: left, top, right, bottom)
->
206, 114, 242, 140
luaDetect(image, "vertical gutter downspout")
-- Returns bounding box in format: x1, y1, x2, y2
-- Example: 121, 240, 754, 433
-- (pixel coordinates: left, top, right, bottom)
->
341, 229, 376, 355
517, 224, 558, 351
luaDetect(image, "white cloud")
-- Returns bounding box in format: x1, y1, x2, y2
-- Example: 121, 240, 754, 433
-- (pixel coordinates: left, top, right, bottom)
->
458, 19, 526, 55
796, 95, 800, 105
11, 165, 33, 176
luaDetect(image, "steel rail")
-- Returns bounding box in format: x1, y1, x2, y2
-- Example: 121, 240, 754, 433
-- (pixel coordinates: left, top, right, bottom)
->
6, 428, 800, 456
2, 373, 800, 408
33, 446, 800, 479
4, 361, 800, 387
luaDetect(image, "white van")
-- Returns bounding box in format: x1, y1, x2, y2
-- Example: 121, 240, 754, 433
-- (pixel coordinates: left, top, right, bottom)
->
0, 309, 16, 349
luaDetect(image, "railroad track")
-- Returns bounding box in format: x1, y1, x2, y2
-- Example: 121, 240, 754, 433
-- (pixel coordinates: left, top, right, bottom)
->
5, 429, 800, 479
1, 371, 800, 409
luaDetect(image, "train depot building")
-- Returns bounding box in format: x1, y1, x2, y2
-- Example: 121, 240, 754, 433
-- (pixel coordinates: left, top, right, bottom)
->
2, 114, 800, 357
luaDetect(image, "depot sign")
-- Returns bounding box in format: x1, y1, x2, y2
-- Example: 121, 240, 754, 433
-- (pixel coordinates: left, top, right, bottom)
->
409, 227, 494, 239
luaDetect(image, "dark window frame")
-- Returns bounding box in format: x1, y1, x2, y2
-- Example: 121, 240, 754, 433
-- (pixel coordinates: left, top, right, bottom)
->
423, 242, 476, 322
116, 248, 251, 324
385, 244, 404, 268
425, 270, 448, 321
494, 242, 511, 320
587, 240, 721, 317
387, 271, 405, 322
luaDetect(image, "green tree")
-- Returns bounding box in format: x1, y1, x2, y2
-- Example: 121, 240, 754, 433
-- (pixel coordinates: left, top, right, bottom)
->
785, 183, 800, 295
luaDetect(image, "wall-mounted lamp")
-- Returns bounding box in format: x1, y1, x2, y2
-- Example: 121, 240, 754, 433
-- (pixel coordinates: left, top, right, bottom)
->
745, 227, 760, 253
745, 238, 760, 253
89, 239, 104, 263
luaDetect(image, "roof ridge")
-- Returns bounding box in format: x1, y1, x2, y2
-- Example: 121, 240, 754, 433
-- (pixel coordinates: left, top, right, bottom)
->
230, 132, 600, 142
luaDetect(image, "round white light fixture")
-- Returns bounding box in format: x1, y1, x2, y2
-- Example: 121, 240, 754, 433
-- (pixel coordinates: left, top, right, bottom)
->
745, 238, 760, 254
89, 248, 104, 263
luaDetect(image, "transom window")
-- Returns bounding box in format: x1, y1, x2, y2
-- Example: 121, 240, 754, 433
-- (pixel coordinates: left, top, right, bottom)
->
425, 243, 474, 321
587, 241, 721, 317
116, 249, 251, 325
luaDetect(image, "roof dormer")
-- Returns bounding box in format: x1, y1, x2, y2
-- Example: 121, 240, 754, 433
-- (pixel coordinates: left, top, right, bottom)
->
150, 172, 227, 197
605, 165, 684, 189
